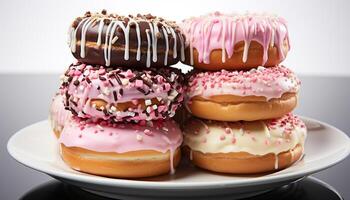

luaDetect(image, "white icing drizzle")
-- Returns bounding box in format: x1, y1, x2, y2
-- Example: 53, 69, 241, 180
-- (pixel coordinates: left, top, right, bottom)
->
120, 21, 131, 60
221, 18, 226, 63
242, 19, 250, 63
80, 18, 95, 58
230, 20, 237, 58
274, 154, 279, 170
96, 19, 104, 46
113, 21, 130, 61
169, 148, 175, 174
145, 29, 151, 67
129, 19, 141, 61
148, 22, 157, 63
70, 18, 89, 53
162, 26, 169, 65
103, 21, 117, 66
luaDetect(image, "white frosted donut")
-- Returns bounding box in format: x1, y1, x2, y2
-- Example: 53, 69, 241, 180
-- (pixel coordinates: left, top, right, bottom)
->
183, 113, 307, 174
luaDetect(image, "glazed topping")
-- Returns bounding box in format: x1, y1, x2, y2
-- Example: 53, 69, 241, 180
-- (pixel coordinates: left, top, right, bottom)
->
181, 12, 289, 65
183, 113, 306, 156
49, 93, 72, 131
68, 10, 186, 67
59, 117, 183, 174
186, 65, 300, 100
60, 62, 184, 122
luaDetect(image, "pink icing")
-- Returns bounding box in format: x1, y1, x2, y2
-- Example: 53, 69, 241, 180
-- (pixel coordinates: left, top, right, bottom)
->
49, 94, 71, 131
60, 62, 184, 122
59, 117, 183, 173
266, 113, 306, 133
181, 12, 290, 65
186, 65, 300, 100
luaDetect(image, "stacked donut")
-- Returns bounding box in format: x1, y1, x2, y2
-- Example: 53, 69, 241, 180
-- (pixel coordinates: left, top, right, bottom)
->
180, 12, 307, 174
50, 10, 187, 178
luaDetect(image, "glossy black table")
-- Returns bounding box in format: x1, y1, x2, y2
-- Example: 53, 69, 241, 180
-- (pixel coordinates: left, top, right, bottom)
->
1, 74, 349, 199
19, 177, 343, 200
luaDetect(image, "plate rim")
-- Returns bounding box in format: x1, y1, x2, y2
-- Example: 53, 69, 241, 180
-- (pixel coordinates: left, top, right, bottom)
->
7, 116, 350, 190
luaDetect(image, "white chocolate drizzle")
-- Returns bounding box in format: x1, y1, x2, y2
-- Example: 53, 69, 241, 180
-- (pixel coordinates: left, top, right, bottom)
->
80, 18, 95, 58
96, 20, 104, 46
274, 154, 279, 170
145, 29, 151, 67
162, 26, 169, 65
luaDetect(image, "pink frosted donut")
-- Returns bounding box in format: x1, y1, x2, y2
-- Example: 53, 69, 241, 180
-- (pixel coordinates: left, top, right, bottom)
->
60, 62, 184, 122
59, 117, 183, 177
49, 93, 72, 137
181, 12, 290, 70
186, 65, 301, 121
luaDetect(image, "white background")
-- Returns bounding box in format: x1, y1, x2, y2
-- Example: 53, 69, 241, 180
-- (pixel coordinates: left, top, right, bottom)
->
0, 0, 349, 75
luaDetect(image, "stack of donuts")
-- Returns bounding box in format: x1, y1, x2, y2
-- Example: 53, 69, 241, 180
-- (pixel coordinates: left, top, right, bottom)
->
180, 12, 307, 174
49, 10, 307, 177
50, 10, 187, 178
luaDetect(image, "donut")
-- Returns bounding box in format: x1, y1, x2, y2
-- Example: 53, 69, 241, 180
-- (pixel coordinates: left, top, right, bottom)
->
183, 114, 306, 174
180, 12, 290, 70
60, 62, 184, 122
186, 65, 300, 121
68, 10, 186, 68
59, 117, 183, 178
49, 93, 71, 138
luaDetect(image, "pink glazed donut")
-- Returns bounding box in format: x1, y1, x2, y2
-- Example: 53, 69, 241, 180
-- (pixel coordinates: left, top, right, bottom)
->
49, 93, 72, 138
59, 117, 183, 178
60, 62, 184, 123
180, 12, 290, 70
185, 65, 300, 121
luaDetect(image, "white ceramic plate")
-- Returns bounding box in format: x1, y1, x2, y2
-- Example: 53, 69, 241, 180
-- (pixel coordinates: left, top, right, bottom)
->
7, 117, 350, 199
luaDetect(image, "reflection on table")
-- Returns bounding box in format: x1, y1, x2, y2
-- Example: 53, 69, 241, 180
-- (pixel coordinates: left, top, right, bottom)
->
20, 176, 342, 200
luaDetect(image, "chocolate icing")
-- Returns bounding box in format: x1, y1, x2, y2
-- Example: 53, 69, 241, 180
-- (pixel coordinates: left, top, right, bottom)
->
69, 11, 186, 68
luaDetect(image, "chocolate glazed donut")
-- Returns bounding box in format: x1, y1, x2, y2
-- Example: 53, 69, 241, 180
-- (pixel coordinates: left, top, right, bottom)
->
68, 11, 186, 68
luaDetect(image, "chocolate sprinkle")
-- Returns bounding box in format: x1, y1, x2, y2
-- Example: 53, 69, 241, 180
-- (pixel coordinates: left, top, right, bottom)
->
136, 87, 146, 94
86, 77, 92, 84
113, 91, 118, 101
117, 73, 125, 78
129, 72, 144, 82
73, 80, 80, 86
103, 108, 108, 116
108, 79, 114, 86
119, 88, 124, 96
99, 76, 107, 81
142, 78, 153, 88
114, 74, 122, 85
68, 76, 73, 82
70, 99, 78, 107
71, 109, 78, 116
